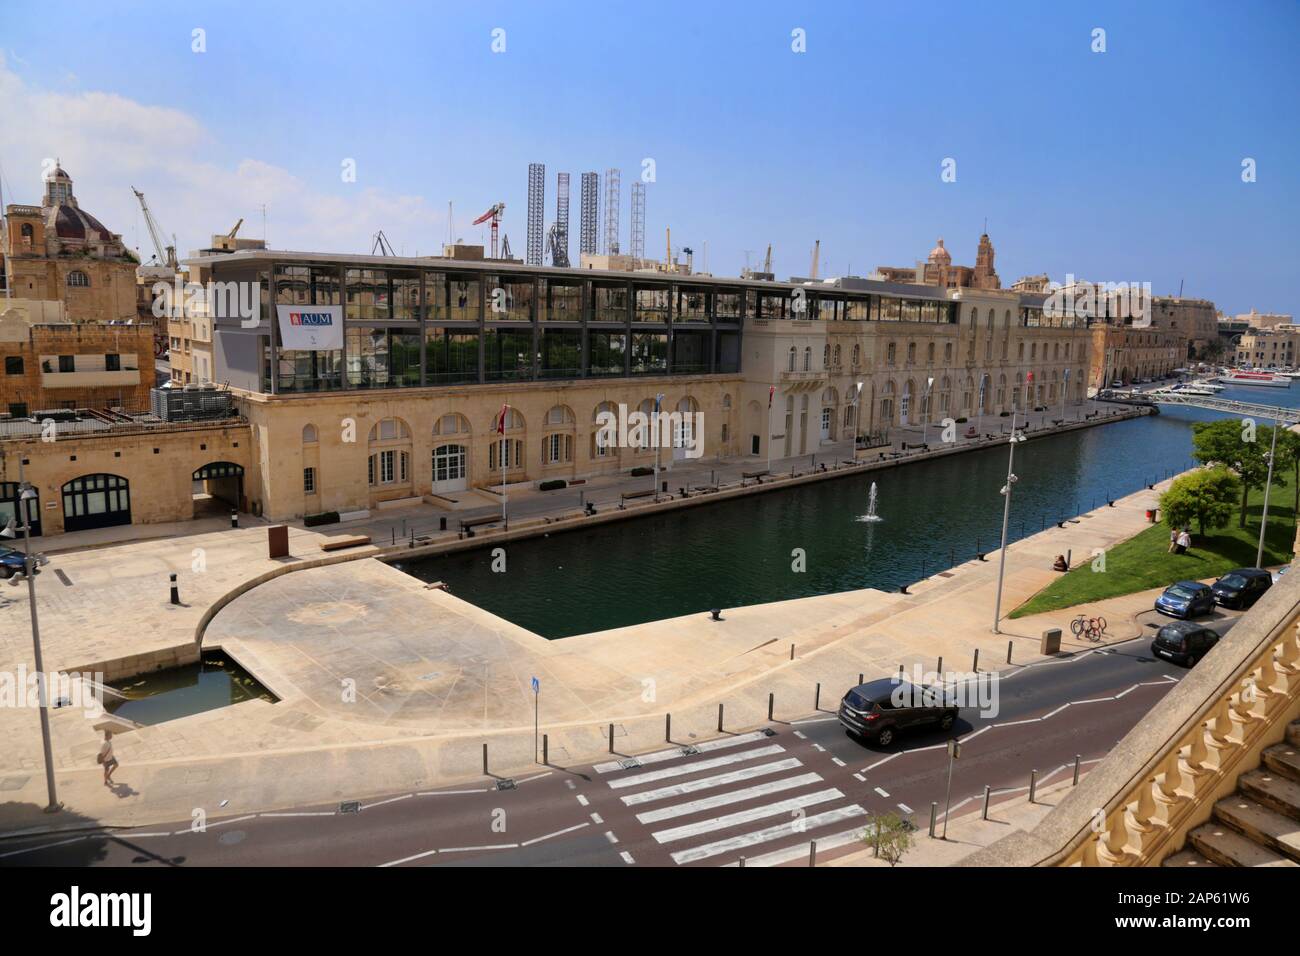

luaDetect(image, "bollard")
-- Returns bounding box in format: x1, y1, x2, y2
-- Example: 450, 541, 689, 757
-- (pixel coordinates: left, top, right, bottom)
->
937, 656, 943, 676
815, 682, 821, 710
1029, 769, 1038, 803
767, 692, 774, 721
169, 573, 180, 605
739, 856, 746, 868
391, 528, 396, 546
790, 643, 795, 661
809, 840, 817, 867
542, 733, 548, 765
665, 713, 671, 742
1073, 754, 1081, 786
1007, 640, 1013, 664
230, 511, 238, 529
981, 785, 991, 820
609, 723, 615, 753
482, 742, 488, 775
717, 702, 724, 732
928, 802, 938, 838
858, 673, 864, 686
898, 664, 905, 679
972, 648, 980, 672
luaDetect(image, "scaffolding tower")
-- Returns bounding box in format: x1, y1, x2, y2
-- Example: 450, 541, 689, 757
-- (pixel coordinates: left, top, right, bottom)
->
603, 167, 621, 256
630, 181, 646, 262
526, 162, 545, 266
579, 171, 599, 257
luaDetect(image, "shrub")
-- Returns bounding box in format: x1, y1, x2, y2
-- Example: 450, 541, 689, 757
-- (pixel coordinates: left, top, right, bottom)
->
304, 511, 340, 527
538, 479, 567, 491
630, 466, 654, 477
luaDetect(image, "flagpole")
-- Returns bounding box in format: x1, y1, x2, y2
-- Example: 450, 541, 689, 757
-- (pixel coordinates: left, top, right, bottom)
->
766, 385, 775, 472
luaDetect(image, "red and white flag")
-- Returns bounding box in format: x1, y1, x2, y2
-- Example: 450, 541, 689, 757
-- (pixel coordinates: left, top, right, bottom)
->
768, 385, 775, 408
495, 404, 510, 434
1026, 371, 1034, 383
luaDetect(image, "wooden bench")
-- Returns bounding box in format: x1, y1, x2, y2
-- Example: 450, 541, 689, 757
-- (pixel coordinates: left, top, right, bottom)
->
320, 535, 371, 552
459, 515, 501, 537
741, 469, 769, 485
619, 489, 655, 509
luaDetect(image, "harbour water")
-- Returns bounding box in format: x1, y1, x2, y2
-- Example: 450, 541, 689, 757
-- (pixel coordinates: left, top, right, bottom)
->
404, 386, 1300, 638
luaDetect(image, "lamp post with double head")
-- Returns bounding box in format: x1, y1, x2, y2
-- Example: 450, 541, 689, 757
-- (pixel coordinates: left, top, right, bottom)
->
992, 412, 1027, 634
1, 454, 58, 811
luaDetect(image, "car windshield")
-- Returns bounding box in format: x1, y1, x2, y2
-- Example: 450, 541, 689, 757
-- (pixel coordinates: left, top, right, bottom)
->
1158, 629, 1185, 647
1167, 586, 1196, 599
844, 690, 872, 711
1220, 574, 1247, 588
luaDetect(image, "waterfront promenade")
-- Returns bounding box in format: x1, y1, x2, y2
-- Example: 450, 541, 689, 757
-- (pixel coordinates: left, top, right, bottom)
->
0, 451, 1187, 836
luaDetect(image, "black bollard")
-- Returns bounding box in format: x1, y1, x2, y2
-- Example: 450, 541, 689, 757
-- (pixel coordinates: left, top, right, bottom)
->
169, 573, 180, 605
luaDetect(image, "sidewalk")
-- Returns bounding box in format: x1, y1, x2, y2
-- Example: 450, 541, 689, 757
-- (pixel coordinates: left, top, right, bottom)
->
0, 459, 1176, 835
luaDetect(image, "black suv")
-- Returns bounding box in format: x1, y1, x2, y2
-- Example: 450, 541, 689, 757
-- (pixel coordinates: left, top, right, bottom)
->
1211, 568, 1272, 610
838, 678, 958, 747
1151, 620, 1220, 667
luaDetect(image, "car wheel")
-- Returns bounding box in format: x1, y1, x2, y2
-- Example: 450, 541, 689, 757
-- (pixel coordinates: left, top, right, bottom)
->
0, 566, 12, 580
1184, 654, 1198, 668
875, 727, 896, 747
939, 712, 955, 731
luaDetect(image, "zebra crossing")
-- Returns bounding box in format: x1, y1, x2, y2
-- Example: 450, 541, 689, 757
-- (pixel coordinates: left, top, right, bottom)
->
594, 728, 869, 865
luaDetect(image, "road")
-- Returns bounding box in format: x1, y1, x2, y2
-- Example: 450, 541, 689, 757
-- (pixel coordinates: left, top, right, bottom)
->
0, 621, 1236, 868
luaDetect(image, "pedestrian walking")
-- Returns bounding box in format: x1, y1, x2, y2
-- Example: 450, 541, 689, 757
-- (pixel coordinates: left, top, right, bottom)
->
1168, 527, 1178, 553
1176, 528, 1192, 555
97, 730, 118, 786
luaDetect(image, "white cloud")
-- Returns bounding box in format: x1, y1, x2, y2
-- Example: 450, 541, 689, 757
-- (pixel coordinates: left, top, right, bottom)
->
0, 54, 444, 260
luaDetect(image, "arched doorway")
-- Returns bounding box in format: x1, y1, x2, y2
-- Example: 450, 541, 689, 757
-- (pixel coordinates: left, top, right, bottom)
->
62, 474, 130, 532
193, 462, 244, 517
0, 482, 40, 537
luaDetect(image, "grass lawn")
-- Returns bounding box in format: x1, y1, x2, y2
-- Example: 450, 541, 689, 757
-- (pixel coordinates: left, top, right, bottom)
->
1009, 477, 1298, 619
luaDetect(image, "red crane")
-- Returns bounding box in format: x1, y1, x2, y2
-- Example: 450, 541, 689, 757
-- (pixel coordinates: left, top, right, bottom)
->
471, 202, 506, 259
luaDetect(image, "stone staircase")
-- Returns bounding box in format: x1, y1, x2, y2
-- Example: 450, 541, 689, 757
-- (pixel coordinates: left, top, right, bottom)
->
1165, 719, 1300, 867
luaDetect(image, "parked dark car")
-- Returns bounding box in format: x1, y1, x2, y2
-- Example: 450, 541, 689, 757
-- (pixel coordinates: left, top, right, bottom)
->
1155, 580, 1216, 618
1211, 568, 1272, 609
838, 678, 957, 747
1151, 620, 1220, 667
0, 546, 25, 580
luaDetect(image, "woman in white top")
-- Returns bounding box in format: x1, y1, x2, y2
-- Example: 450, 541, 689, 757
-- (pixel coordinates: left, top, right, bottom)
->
98, 730, 118, 786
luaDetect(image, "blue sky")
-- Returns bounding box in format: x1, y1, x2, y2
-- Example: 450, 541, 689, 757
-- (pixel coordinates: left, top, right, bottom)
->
3, 0, 1298, 316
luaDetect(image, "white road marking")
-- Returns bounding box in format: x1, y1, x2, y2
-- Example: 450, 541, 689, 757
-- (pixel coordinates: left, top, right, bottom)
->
831, 757, 846, 767
652, 789, 844, 844
417, 788, 490, 796
874, 786, 890, 798
635, 772, 824, 825
0, 835, 86, 859
620, 758, 803, 805
672, 805, 867, 864
118, 832, 172, 838
361, 795, 413, 810
604, 830, 619, 844
439, 843, 519, 853
378, 848, 439, 867
607, 745, 785, 790
722, 826, 867, 867
517, 771, 552, 784
520, 822, 589, 847
261, 811, 337, 817
590, 812, 603, 824
862, 753, 900, 773
620, 850, 636, 864
897, 802, 913, 814
812, 743, 826, 752
176, 814, 256, 834
853, 773, 866, 782
791, 715, 838, 725
575, 794, 589, 806
593, 731, 771, 773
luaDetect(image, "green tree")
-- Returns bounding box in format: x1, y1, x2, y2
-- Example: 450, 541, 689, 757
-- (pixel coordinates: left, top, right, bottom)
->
1191, 419, 1288, 528
861, 812, 915, 866
1160, 467, 1239, 535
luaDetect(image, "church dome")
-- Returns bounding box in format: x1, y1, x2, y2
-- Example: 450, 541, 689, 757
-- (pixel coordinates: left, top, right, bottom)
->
928, 238, 951, 263
45, 203, 112, 242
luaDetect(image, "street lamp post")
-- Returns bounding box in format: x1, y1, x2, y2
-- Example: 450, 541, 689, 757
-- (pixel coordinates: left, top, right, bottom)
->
992, 412, 1025, 634
1256, 417, 1280, 568
921, 377, 934, 447
2, 455, 58, 812
652, 393, 665, 501
853, 381, 864, 457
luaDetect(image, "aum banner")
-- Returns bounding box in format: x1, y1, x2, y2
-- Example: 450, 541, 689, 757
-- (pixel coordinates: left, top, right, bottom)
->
276, 304, 343, 350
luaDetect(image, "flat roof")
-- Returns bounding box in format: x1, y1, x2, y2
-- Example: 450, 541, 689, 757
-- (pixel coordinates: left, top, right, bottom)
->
183, 248, 1056, 305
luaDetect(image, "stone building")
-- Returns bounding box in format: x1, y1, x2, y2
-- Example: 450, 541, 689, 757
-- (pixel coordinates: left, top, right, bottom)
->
874, 233, 1002, 290
0, 306, 156, 417
1, 164, 140, 323
1235, 323, 1300, 368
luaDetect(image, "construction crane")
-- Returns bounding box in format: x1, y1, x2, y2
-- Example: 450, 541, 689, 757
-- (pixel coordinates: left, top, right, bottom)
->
810, 239, 820, 280
131, 186, 177, 269
227, 218, 243, 240
370, 230, 396, 256
472, 202, 506, 259
763, 244, 772, 274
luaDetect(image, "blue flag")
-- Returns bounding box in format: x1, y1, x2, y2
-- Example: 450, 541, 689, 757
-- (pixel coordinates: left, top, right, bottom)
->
531, 676, 540, 694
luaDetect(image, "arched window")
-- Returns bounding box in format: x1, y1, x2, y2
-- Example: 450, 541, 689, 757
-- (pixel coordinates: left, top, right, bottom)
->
803, 346, 812, 371
823, 344, 830, 367
833, 344, 842, 367
20, 223, 33, 243
788, 346, 797, 371
490, 408, 524, 432
545, 404, 575, 426
886, 342, 895, 365
722, 393, 732, 409
433, 413, 470, 437
986, 310, 994, 331
302, 424, 318, 443
368, 418, 412, 488
592, 401, 618, 459
944, 342, 952, 363
853, 344, 861, 366
907, 342, 916, 364
926, 342, 935, 365
67, 270, 90, 288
